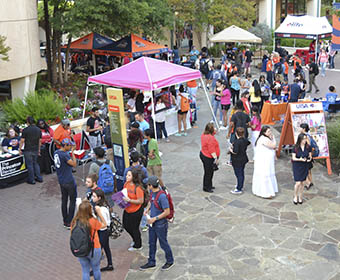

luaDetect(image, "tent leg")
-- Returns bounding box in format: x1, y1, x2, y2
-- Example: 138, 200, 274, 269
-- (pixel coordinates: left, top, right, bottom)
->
200, 77, 219, 130
151, 93, 157, 141
315, 39, 318, 63
82, 85, 89, 119
93, 54, 97, 75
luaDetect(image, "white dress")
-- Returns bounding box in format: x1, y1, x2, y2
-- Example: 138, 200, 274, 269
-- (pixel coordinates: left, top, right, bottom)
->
252, 136, 278, 198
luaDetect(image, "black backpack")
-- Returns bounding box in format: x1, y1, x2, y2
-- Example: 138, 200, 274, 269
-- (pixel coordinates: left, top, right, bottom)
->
70, 222, 95, 258
314, 64, 319, 76
200, 59, 209, 75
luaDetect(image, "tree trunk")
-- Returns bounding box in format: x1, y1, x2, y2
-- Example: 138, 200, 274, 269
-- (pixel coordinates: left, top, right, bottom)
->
51, 29, 58, 85
64, 36, 72, 83
43, 0, 52, 84
57, 35, 63, 85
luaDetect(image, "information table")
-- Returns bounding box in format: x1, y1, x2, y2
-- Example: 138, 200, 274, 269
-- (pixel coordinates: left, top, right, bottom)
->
164, 107, 191, 136
0, 154, 28, 187
261, 103, 288, 125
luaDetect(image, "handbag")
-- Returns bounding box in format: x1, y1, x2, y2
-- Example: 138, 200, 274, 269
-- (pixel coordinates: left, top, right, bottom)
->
212, 162, 219, 171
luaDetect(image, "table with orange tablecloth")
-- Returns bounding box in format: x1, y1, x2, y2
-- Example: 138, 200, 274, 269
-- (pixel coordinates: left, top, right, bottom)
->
261, 102, 288, 125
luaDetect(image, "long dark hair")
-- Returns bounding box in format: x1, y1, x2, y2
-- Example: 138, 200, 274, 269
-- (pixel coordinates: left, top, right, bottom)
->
252, 80, 261, 97
93, 188, 108, 207
37, 119, 50, 132
255, 125, 270, 146
251, 106, 261, 123
131, 168, 142, 186
295, 133, 308, 149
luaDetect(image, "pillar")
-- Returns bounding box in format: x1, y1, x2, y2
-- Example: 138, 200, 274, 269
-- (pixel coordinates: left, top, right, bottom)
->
306, 0, 321, 17
11, 73, 37, 100
258, 0, 277, 30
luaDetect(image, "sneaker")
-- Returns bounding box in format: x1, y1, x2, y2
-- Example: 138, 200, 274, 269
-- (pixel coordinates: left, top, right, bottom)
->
130, 242, 135, 247
230, 189, 243, 195
210, 120, 214, 123
219, 121, 223, 125
63, 223, 71, 230
315, 89, 320, 93
219, 126, 227, 130
165, 138, 170, 142
174, 133, 182, 136
161, 263, 175, 271
182, 132, 187, 136
140, 263, 156, 270
128, 246, 143, 252
100, 265, 114, 272
141, 226, 148, 232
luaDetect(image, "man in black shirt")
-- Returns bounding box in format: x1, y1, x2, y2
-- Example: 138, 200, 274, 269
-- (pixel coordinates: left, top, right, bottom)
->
307, 58, 320, 93
289, 79, 302, 102
244, 48, 253, 76
86, 107, 102, 150
19, 116, 43, 184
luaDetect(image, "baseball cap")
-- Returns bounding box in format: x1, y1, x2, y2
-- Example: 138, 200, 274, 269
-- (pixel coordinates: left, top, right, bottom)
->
61, 138, 75, 146
143, 176, 159, 187
61, 119, 71, 126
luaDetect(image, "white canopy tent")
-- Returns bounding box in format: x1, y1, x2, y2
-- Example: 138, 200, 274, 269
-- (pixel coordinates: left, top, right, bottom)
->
275, 15, 332, 61
210, 25, 262, 43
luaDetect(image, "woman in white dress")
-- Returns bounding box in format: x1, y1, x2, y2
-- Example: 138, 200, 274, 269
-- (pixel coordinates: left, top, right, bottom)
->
252, 126, 278, 198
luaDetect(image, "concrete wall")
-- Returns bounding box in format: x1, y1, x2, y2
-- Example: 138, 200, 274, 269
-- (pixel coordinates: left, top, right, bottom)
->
0, 0, 42, 97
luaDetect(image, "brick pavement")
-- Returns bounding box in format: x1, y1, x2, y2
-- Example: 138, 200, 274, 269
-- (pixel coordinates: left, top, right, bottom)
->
0, 167, 137, 280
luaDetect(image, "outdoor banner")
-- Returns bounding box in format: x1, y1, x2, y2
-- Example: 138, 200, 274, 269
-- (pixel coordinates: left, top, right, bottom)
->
0, 155, 27, 179
277, 102, 332, 175
332, 13, 340, 51
106, 88, 129, 191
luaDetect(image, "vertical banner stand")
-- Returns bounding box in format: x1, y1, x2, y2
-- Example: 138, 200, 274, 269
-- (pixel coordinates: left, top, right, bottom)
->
277, 102, 332, 175
106, 88, 130, 191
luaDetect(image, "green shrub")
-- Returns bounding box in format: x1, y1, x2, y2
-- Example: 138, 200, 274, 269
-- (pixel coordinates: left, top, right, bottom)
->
279, 38, 312, 48
1, 90, 65, 125
327, 120, 340, 164
69, 97, 80, 108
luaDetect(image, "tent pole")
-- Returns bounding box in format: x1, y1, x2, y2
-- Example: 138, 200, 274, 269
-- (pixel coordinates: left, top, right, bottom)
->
151, 92, 157, 140
200, 77, 219, 130
93, 54, 97, 75
315, 38, 318, 63
82, 84, 89, 119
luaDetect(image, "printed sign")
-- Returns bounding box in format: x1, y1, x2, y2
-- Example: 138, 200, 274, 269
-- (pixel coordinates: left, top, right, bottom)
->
106, 88, 129, 191
0, 155, 27, 179
291, 113, 329, 157
290, 102, 323, 112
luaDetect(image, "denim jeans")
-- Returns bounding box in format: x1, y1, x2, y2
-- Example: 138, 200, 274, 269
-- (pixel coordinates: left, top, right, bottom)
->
156, 121, 168, 139
60, 182, 77, 225
190, 102, 197, 122
23, 151, 42, 183
140, 207, 147, 228
78, 247, 101, 280
320, 62, 327, 76
232, 165, 245, 191
148, 221, 174, 265
212, 99, 222, 122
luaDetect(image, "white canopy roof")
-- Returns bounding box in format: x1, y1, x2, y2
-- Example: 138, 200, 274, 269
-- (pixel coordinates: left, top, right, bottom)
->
210, 25, 262, 43
275, 15, 332, 39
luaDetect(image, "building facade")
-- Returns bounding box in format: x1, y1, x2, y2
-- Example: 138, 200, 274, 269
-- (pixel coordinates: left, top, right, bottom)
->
0, 0, 42, 99
258, 0, 321, 30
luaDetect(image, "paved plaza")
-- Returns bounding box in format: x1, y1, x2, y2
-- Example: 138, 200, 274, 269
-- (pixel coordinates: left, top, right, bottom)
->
1, 65, 340, 280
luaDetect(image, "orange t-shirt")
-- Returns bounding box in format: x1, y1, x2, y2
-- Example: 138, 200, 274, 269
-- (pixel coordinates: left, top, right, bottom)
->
284, 62, 289, 74
124, 181, 144, 213
187, 80, 197, 88
272, 56, 280, 64
266, 60, 272, 72
89, 218, 102, 248
53, 125, 71, 148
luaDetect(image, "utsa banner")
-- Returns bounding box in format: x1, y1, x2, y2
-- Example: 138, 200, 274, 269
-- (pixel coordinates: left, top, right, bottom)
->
106, 88, 129, 191
332, 14, 340, 50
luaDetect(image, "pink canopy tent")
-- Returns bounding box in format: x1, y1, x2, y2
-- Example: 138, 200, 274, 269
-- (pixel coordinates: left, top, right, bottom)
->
83, 57, 217, 135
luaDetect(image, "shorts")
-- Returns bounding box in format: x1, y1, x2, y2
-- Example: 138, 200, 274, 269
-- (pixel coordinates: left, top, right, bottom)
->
178, 110, 188, 115
147, 164, 162, 179
244, 62, 251, 68
221, 104, 230, 110
205, 70, 213, 80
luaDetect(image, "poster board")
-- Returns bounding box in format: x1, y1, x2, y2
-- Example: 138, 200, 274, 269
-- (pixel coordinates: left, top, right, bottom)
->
277, 102, 332, 175
106, 88, 130, 191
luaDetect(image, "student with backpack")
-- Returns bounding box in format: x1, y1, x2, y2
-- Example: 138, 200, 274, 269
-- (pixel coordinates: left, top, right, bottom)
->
88, 147, 116, 207
140, 176, 174, 271
70, 200, 107, 280
175, 85, 190, 136
122, 169, 145, 251
92, 189, 114, 273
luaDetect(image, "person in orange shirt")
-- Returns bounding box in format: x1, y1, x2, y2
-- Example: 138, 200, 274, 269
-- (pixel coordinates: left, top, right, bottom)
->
266, 55, 273, 85
293, 55, 302, 70
71, 200, 107, 280
53, 119, 72, 149
122, 169, 145, 251
283, 58, 289, 82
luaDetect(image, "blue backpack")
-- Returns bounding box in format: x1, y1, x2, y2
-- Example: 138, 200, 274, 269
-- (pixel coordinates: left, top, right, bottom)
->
96, 160, 115, 193
308, 135, 320, 157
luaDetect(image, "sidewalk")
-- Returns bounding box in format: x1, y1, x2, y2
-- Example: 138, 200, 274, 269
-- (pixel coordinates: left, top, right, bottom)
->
125, 87, 340, 280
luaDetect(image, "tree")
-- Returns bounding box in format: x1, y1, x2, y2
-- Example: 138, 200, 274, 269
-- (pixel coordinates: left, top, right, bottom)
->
0, 35, 11, 62
208, 0, 256, 33
249, 23, 272, 45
